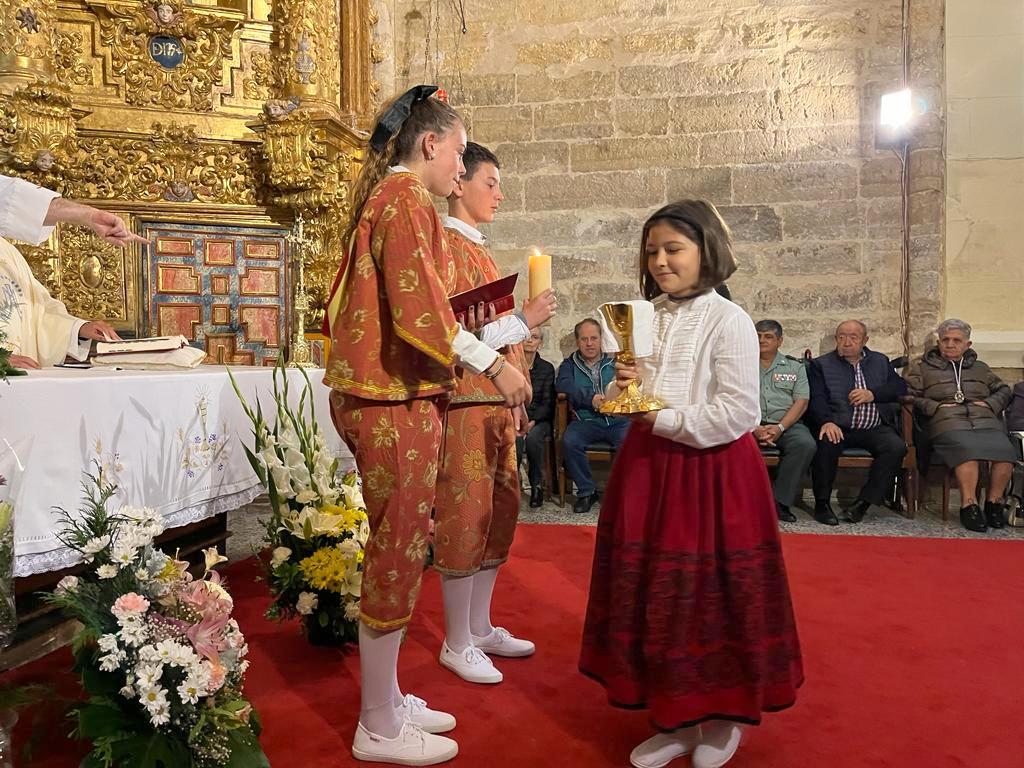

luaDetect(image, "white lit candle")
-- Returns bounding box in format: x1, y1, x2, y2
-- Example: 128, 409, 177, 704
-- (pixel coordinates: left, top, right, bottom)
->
528, 247, 551, 300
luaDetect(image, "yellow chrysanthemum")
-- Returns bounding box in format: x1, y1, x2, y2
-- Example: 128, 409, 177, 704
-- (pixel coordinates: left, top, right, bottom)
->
299, 547, 351, 593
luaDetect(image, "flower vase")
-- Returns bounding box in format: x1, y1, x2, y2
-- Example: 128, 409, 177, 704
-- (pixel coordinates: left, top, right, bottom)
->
0, 503, 14, 651
303, 614, 343, 647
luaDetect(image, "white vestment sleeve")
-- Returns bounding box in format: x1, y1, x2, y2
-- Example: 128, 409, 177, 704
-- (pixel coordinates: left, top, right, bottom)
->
0, 175, 60, 245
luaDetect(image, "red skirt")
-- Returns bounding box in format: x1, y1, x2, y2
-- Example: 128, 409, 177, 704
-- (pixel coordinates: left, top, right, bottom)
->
579, 426, 803, 730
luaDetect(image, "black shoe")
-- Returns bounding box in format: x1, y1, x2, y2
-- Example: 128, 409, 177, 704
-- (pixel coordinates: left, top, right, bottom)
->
573, 493, 599, 514
813, 502, 839, 526
984, 501, 1006, 529
844, 499, 871, 524
529, 487, 543, 508
960, 503, 987, 533
776, 502, 797, 523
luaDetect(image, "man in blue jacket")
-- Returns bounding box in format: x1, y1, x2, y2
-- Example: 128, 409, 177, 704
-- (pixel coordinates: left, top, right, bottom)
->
556, 318, 629, 514
808, 320, 908, 525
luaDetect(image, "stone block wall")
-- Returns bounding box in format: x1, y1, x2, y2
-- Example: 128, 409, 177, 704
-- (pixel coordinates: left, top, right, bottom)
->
375, 0, 944, 362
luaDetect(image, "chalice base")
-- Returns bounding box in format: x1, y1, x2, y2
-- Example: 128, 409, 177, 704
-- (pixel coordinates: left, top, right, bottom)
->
599, 380, 664, 415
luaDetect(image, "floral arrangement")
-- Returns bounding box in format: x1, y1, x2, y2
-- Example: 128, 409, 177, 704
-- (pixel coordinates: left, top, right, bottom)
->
230, 362, 368, 646
0, 298, 27, 381
46, 474, 268, 768
0, 474, 14, 650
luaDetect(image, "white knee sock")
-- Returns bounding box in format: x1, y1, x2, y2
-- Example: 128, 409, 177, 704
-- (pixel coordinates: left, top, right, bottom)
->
440, 574, 475, 653
358, 621, 404, 738
469, 567, 499, 638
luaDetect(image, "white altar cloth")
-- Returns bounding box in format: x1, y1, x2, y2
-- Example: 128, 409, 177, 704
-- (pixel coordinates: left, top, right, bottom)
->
0, 366, 349, 577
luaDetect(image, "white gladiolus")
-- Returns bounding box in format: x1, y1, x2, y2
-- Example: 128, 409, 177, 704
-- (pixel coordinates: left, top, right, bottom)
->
295, 591, 318, 615
270, 547, 292, 568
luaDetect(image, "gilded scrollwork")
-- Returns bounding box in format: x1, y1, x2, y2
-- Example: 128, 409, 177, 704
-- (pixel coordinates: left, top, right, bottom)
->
0, 82, 80, 191
0, 0, 54, 60
272, 0, 340, 110
87, 0, 242, 112
68, 122, 260, 205
53, 226, 130, 322
53, 30, 94, 87
16, 243, 60, 296
243, 49, 274, 102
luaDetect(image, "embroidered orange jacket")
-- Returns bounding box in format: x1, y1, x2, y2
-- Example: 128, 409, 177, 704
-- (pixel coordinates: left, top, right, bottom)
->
324, 172, 459, 401
445, 228, 528, 405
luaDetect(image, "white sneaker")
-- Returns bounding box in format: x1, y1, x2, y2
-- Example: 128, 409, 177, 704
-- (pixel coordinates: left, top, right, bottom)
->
692, 722, 742, 768
629, 727, 701, 768
438, 640, 503, 684
399, 693, 456, 734
472, 626, 535, 658
351, 720, 458, 765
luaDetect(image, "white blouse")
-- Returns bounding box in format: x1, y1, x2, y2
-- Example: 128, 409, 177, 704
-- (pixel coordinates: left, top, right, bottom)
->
609, 291, 761, 449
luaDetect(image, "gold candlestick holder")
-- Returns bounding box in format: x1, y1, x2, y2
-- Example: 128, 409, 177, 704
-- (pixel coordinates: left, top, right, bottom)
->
286, 214, 315, 368
598, 302, 664, 415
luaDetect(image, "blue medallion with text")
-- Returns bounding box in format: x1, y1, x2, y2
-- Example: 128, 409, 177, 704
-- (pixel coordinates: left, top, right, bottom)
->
149, 36, 185, 69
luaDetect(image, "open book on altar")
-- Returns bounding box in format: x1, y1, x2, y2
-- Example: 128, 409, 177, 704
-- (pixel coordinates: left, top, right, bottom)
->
92, 335, 205, 370
449, 273, 518, 318
95, 335, 190, 356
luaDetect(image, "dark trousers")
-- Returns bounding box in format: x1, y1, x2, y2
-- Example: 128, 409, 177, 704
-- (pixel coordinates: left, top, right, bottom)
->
771, 422, 817, 506
515, 420, 552, 488
812, 424, 907, 506
563, 418, 630, 497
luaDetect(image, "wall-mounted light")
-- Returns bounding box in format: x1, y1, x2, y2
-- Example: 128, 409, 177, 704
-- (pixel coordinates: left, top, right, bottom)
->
877, 88, 915, 148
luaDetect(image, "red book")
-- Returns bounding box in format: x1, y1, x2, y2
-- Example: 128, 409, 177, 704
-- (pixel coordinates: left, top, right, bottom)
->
449, 273, 518, 317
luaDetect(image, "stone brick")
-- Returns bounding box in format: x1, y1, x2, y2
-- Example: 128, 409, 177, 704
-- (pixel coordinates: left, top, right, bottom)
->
615, 98, 671, 136
517, 37, 614, 67
450, 74, 516, 107
785, 12, 870, 47
909, 148, 944, 193
516, 0, 619, 25
525, 171, 665, 212
671, 92, 775, 134
469, 105, 533, 144
734, 162, 858, 204
572, 136, 699, 172
551, 248, 627, 281
780, 49, 862, 87
576, 211, 644, 249
619, 60, 774, 98
780, 201, 861, 239
861, 198, 902, 239
734, 20, 784, 49
617, 65, 677, 97
665, 167, 733, 206
572, 281, 639, 318
751, 280, 874, 315
859, 156, 902, 198
774, 86, 861, 126
909, 189, 943, 235
535, 100, 614, 140
622, 27, 699, 55
765, 243, 862, 275
517, 71, 615, 104
494, 142, 570, 175
700, 131, 787, 166
487, 212, 578, 249
496, 175, 525, 212
716, 205, 783, 243
783, 125, 864, 161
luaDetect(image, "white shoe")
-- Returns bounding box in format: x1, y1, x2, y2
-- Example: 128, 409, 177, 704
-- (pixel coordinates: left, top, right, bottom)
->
472, 626, 535, 658
399, 693, 456, 734
438, 640, 503, 684
692, 722, 742, 768
351, 720, 458, 765
629, 727, 701, 768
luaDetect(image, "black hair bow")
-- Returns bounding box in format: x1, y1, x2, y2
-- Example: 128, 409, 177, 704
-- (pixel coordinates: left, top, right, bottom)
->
369, 84, 439, 153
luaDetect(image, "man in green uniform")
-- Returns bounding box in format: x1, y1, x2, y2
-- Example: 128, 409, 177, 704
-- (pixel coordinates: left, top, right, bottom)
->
754, 320, 817, 522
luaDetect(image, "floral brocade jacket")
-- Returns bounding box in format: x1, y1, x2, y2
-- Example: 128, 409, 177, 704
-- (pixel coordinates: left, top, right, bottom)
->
324, 173, 459, 401
444, 229, 528, 405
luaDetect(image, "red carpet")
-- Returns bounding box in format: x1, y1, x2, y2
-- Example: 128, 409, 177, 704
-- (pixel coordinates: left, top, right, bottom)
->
7, 525, 1023, 767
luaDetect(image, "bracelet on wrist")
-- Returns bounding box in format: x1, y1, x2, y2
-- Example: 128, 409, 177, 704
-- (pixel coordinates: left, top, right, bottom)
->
483, 358, 505, 380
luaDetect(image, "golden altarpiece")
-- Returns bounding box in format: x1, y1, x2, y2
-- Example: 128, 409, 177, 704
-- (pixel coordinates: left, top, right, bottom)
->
0, 0, 381, 365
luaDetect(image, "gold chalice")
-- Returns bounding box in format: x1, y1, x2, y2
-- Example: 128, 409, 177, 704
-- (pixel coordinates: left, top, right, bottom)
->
598, 302, 664, 415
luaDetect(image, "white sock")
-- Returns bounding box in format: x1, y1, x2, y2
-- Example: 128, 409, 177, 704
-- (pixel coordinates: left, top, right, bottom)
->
358, 621, 404, 738
440, 574, 475, 653
469, 567, 499, 638
391, 663, 404, 709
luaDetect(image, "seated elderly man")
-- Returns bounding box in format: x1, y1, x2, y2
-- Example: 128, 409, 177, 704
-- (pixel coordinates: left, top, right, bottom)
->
904, 318, 1016, 533
0, 174, 144, 368
808, 320, 908, 525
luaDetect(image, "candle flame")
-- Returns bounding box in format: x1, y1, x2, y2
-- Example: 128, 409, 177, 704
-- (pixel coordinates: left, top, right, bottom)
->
530, 246, 541, 258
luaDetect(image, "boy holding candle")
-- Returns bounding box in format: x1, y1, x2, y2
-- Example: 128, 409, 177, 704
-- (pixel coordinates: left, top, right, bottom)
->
433, 142, 558, 684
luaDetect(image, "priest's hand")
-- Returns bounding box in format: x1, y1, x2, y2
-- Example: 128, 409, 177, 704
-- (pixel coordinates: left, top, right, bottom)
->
79, 321, 122, 342
522, 289, 557, 328
44, 199, 147, 246
8, 354, 39, 369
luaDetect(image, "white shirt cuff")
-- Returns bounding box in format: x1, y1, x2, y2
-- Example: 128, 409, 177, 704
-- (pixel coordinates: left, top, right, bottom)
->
478, 314, 529, 349
0, 176, 60, 245
67, 319, 90, 361
453, 327, 499, 375
651, 408, 680, 440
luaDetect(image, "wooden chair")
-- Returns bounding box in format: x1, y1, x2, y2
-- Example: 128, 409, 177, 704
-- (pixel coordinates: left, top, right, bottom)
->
554, 393, 617, 507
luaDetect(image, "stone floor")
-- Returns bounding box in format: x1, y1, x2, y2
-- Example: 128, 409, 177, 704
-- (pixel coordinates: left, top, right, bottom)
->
225, 489, 1024, 562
